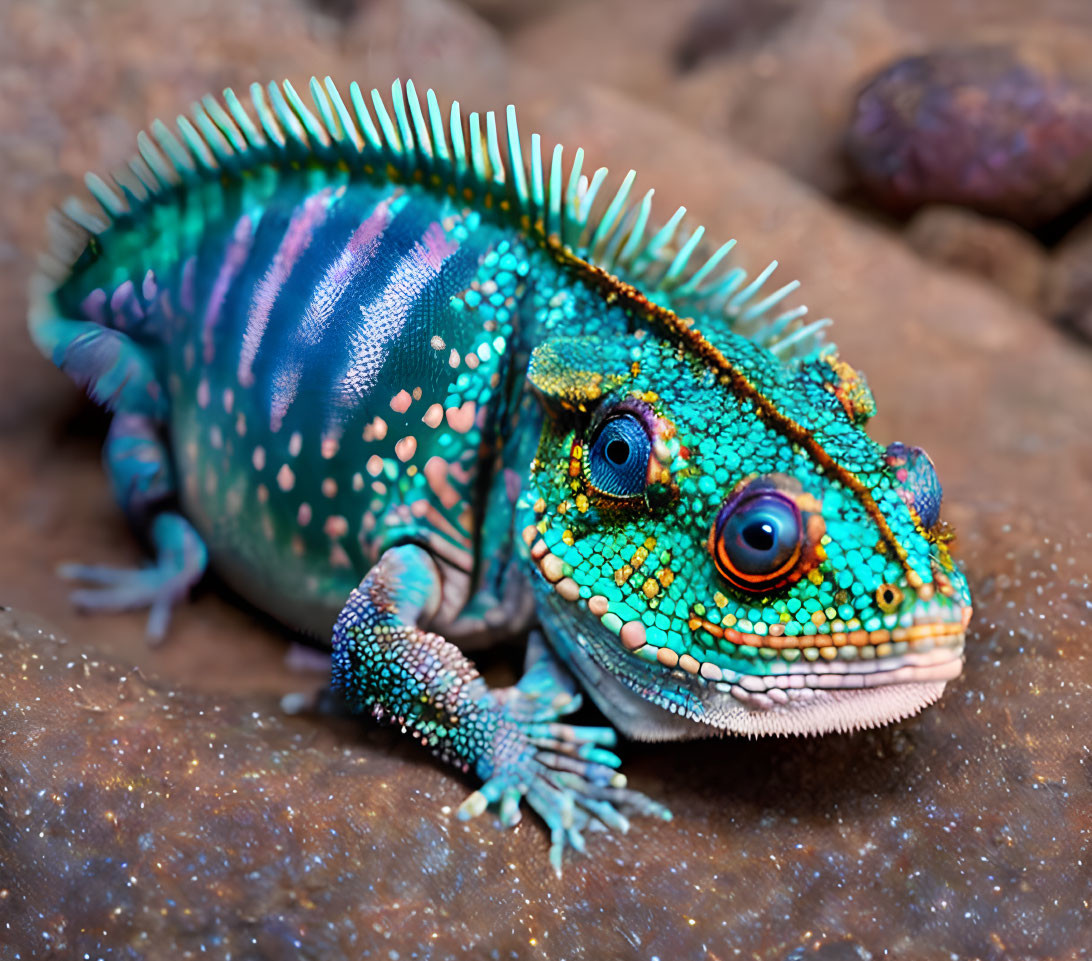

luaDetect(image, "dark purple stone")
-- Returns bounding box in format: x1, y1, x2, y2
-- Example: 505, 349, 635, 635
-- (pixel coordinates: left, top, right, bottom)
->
846, 46, 1092, 227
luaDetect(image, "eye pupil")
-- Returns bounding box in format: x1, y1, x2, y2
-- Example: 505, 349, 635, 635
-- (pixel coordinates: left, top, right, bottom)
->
586, 413, 652, 498
711, 487, 806, 593
605, 439, 630, 465
742, 521, 775, 552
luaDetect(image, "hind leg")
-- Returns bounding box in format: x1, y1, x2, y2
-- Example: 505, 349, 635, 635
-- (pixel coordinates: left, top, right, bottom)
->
58, 415, 207, 644
32, 313, 210, 643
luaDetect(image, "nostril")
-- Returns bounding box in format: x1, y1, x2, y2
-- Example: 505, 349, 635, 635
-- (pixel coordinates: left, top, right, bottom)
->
876, 583, 904, 612
885, 442, 943, 528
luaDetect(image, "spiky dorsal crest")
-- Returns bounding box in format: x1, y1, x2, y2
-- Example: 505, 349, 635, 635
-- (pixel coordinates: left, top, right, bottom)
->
38, 77, 831, 363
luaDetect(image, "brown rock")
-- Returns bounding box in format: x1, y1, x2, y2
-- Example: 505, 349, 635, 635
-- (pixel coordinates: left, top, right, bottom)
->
904, 205, 1049, 310
673, 0, 801, 71
846, 45, 1092, 227
512, 0, 1092, 197
1045, 217, 1092, 343
456, 0, 580, 32
0, 606, 554, 959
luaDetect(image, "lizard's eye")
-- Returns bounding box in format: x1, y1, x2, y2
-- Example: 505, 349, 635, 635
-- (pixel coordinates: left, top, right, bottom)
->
710, 483, 807, 593
586, 413, 651, 498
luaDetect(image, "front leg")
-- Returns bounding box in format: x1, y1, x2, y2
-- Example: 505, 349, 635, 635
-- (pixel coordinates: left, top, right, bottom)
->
331, 543, 670, 873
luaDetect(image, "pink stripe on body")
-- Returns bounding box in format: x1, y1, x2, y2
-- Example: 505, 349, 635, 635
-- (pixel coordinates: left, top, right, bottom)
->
267, 198, 395, 434
202, 214, 254, 364
237, 189, 331, 388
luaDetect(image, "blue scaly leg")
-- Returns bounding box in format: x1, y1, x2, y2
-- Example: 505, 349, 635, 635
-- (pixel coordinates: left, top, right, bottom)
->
331, 544, 671, 874
59, 413, 208, 643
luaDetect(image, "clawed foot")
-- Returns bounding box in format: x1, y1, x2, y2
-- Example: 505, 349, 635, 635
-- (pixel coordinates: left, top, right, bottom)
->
58, 513, 207, 643
458, 674, 672, 876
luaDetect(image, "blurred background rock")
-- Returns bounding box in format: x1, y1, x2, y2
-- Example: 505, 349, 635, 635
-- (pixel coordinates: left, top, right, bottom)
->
1, 1, 1089, 959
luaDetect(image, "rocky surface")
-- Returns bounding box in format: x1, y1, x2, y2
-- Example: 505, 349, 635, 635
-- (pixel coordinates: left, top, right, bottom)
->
2, 1, 1091, 959
846, 45, 1092, 227
904, 206, 1049, 311
1045, 217, 1092, 343
509, 0, 1092, 198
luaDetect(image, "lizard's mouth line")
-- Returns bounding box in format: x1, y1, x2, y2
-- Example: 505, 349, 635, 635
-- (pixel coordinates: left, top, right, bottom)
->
525, 526, 968, 696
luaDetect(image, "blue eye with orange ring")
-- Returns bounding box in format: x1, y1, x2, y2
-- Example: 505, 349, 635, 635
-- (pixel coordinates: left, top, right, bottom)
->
710, 479, 818, 594
586, 414, 652, 497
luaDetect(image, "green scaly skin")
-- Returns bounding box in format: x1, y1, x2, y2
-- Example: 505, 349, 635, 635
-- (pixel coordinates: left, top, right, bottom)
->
29, 78, 972, 872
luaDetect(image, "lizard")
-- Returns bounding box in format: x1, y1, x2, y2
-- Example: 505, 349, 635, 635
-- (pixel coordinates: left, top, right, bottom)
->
29, 77, 973, 872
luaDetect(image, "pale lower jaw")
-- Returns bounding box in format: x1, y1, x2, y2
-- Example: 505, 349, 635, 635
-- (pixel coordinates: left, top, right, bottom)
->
604, 644, 963, 739
699, 652, 963, 736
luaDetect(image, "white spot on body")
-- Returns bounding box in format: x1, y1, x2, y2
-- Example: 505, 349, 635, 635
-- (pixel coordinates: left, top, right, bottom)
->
225, 485, 244, 516
288, 432, 303, 458
422, 404, 444, 428
362, 417, 389, 442
277, 464, 295, 492
424, 456, 462, 510
445, 401, 477, 434
325, 515, 349, 539
395, 436, 417, 462
252, 446, 266, 471
330, 544, 352, 568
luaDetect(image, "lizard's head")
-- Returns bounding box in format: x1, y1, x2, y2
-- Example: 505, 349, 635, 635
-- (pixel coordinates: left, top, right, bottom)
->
520, 321, 971, 740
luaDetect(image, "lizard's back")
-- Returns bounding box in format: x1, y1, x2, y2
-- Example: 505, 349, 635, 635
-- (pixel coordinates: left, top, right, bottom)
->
47, 171, 525, 637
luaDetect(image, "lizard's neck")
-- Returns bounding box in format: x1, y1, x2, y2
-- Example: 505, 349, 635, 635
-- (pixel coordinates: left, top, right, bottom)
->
426, 239, 558, 646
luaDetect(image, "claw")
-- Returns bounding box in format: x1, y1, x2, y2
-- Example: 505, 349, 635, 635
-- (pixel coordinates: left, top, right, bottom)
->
56, 513, 207, 644
578, 744, 624, 767
566, 825, 587, 854
63, 566, 181, 643
576, 796, 631, 834
499, 786, 522, 827
535, 750, 620, 786
59, 562, 141, 585
549, 828, 565, 878
464, 667, 669, 872
530, 722, 618, 747
457, 789, 489, 821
